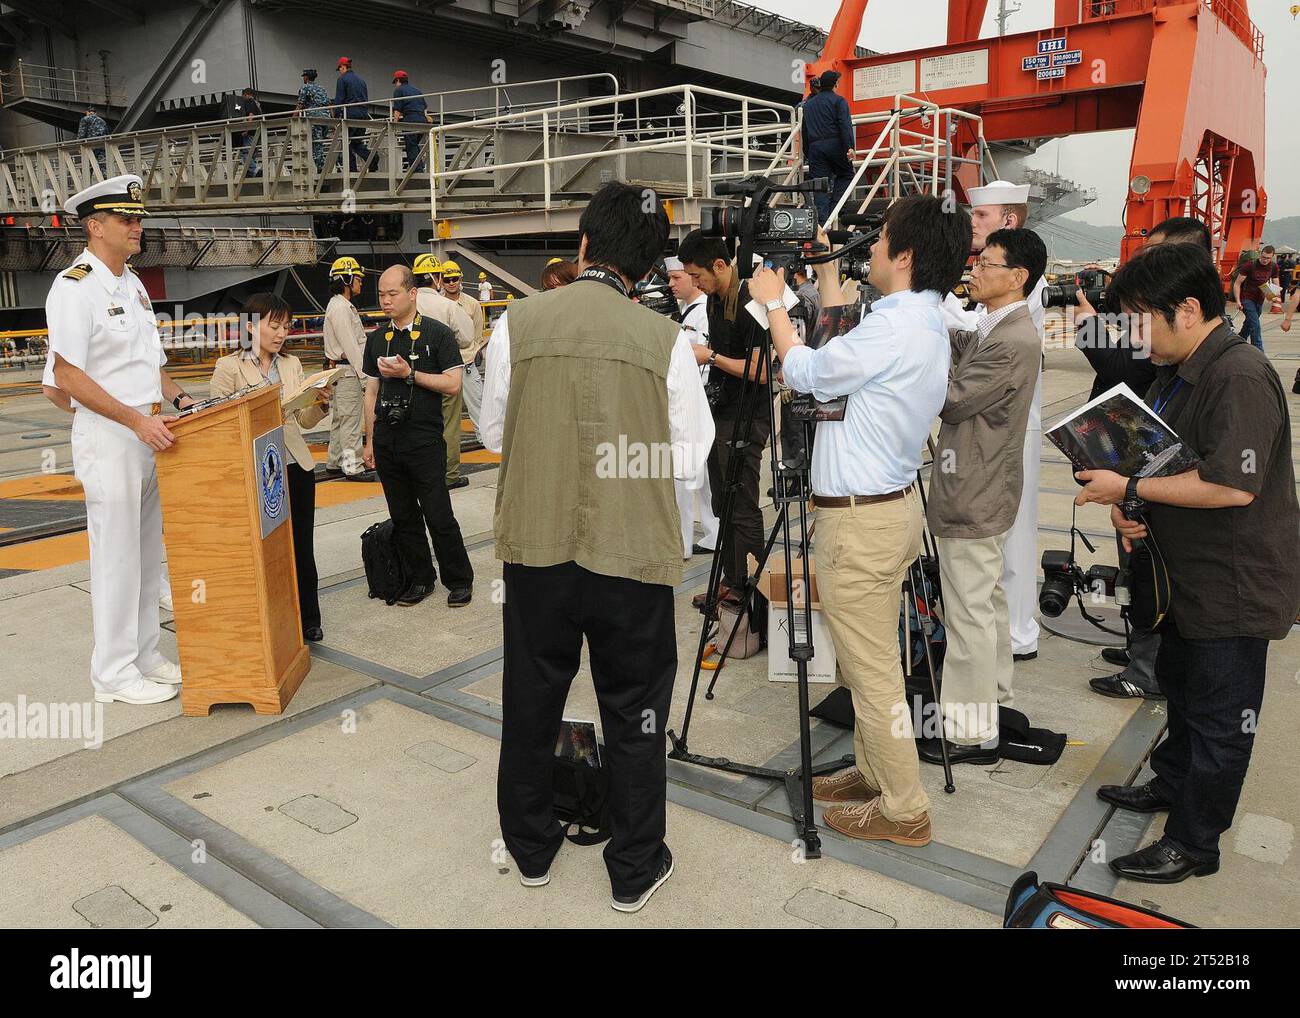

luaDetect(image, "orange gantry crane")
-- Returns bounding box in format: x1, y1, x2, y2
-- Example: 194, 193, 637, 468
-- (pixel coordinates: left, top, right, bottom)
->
809, 0, 1267, 276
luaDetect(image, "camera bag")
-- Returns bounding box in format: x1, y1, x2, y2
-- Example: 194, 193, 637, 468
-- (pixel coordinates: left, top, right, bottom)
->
1004, 870, 1192, 928
361, 520, 406, 605
552, 756, 612, 846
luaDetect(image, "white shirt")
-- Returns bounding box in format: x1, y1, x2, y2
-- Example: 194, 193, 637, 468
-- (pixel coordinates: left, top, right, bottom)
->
478, 281, 493, 301
678, 294, 710, 382
323, 293, 368, 379
976, 299, 1028, 342
480, 310, 715, 488
45, 248, 165, 409
780, 289, 950, 496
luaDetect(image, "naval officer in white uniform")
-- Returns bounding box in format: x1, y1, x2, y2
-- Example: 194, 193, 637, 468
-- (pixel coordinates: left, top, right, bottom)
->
941, 179, 1045, 662
46, 175, 197, 705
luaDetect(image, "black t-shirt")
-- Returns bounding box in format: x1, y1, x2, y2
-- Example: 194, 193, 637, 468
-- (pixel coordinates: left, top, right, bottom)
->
362, 313, 462, 440
706, 276, 770, 415
1141, 323, 1300, 640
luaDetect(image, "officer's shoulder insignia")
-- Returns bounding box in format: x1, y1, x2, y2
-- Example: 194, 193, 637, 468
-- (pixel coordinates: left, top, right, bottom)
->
61, 263, 92, 281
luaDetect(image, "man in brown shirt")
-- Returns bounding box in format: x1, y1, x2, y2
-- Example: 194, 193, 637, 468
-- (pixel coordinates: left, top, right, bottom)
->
1231, 244, 1279, 353
1076, 242, 1300, 883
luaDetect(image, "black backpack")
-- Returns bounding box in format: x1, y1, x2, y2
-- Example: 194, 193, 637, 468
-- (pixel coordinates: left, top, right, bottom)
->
361, 520, 406, 605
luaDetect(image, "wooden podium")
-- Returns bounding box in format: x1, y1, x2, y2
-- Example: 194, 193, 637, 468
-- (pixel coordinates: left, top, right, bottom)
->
155, 385, 311, 716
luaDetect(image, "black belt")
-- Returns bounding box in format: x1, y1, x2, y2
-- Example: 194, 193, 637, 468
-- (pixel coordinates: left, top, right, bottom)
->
812, 490, 909, 508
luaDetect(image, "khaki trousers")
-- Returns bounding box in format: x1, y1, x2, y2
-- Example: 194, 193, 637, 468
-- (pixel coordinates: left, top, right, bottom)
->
814, 489, 929, 821
327, 371, 365, 474
442, 387, 464, 483
937, 532, 1013, 745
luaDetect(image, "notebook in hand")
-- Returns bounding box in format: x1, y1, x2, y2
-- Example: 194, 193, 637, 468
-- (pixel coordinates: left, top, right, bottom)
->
1045, 382, 1199, 478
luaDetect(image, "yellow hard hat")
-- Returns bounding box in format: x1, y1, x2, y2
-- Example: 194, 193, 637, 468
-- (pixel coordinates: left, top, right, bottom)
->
478, 271, 487, 280
545, 257, 563, 266
441, 259, 462, 279
328, 256, 363, 279
413, 252, 440, 276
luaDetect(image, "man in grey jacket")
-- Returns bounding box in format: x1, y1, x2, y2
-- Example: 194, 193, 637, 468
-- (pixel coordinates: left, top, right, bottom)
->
924, 228, 1047, 763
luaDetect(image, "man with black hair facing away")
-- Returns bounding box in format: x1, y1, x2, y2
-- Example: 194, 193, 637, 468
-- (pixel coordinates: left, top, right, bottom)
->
362, 265, 474, 608
921, 228, 1047, 765
1076, 243, 1299, 882
1075, 215, 1211, 701
678, 230, 772, 612
746, 194, 971, 847
481, 182, 713, 912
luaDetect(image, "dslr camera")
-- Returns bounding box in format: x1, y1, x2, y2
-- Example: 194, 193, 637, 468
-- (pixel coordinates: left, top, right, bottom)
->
376, 384, 414, 427
1039, 549, 1126, 618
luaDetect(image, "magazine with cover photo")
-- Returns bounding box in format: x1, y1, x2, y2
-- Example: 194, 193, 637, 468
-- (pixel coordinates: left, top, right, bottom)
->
555, 719, 601, 768
1045, 382, 1200, 478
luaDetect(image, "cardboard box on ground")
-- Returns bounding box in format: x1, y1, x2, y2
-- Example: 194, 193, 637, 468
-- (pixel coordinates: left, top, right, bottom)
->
749, 554, 838, 684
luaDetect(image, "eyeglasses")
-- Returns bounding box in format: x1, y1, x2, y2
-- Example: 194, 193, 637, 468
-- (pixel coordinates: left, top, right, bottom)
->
973, 258, 1012, 270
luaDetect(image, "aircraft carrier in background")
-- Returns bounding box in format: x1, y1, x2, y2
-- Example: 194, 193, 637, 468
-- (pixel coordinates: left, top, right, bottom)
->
0, 0, 1094, 319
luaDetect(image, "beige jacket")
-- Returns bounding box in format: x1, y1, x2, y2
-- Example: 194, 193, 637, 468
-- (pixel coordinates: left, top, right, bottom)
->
449, 290, 486, 363
416, 288, 477, 364
210, 351, 327, 472
927, 305, 1041, 540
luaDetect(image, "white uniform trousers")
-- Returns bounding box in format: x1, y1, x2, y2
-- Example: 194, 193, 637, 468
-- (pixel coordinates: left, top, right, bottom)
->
674, 469, 719, 558
1000, 372, 1042, 656
71, 408, 166, 694
462, 361, 485, 440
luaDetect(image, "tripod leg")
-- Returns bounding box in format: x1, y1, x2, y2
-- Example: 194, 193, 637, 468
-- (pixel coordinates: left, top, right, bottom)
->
910, 560, 956, 793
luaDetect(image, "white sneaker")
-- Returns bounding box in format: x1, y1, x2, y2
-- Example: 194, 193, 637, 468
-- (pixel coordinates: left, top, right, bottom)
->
141, 659, 182, 685
519, 871, 550, 888
95, 677, 179, 705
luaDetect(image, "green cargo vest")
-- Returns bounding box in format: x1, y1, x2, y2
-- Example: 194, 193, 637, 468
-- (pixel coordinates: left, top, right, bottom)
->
494, 277, 684, 587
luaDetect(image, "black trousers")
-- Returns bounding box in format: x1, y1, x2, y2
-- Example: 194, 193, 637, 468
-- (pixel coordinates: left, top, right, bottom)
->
1149, 615, 1268, 860
286, 461, 320, 632
373, 429, 473, 590
708, 410, 771, 591
497, 561, 676, 897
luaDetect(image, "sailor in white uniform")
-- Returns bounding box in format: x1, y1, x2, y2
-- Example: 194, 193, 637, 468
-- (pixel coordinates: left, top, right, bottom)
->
46, 175, 197, 705
941, 179, 1044, 661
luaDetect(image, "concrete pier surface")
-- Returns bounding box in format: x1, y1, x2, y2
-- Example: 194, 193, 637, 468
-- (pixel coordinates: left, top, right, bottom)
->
0, 311, 1295, 929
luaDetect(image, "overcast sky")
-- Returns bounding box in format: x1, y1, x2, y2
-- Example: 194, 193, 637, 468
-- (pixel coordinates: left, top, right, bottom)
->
760, 0, 1298, 224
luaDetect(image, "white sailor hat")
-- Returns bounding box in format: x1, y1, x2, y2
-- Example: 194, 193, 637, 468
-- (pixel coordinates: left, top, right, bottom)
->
967, 179, 1030, 207
663, 256, 684, 272
64, 174, 148, 219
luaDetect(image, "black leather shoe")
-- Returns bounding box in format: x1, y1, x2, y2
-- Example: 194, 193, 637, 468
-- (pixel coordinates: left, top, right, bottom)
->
447, 585, 472, 608
691, 543, 716, 556
1109, 838, 1218, 883
304, 626, 324, 642
396, 583, 434, 607
1013, 651, 1037, 662
346, 470, 378, 483
917, 739, 999, 765
1101, 647, 1131, 667
447, 476, 470, 490
1097, 781, 1173, 813
1090, 674, 1166, 700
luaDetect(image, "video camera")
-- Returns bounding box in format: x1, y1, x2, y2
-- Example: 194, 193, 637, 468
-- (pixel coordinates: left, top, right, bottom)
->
633, 262, 680, 321
699, 174, 876, 281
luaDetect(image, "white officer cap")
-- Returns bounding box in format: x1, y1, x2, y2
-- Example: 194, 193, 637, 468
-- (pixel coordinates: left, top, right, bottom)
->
663, 256, 684, 272
967, 179, 1030, 208
65, 174, 149, 219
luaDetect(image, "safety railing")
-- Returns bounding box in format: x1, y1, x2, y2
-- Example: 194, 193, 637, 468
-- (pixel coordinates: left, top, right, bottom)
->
0, 61, 128, 108
428, 84, 801, 222
825, 96, 986, 229
1078, 0, 1262, 59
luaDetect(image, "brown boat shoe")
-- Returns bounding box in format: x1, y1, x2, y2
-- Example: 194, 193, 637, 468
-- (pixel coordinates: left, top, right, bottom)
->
822, 799, 932, 847
812, 767, 880, 804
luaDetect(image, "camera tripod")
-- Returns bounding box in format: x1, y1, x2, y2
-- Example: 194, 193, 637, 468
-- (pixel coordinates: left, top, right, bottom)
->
667, 304, 838, 857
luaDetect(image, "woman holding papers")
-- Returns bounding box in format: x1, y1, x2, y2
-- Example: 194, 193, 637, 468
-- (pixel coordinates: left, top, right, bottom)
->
210, 293, 332, 642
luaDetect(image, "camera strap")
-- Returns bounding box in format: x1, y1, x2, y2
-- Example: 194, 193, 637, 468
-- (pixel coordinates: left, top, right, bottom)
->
575, 267, 629, 299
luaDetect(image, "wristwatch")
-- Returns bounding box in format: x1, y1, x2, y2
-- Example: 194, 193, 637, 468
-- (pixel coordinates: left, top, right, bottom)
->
1125, 476, 1142, 504
707, 350, 718, 367
764, 298, 784, 313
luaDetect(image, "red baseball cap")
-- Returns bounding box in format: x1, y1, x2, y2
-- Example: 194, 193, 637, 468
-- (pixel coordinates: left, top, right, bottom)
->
392, 69, 408, 82
336, 56, 351, 67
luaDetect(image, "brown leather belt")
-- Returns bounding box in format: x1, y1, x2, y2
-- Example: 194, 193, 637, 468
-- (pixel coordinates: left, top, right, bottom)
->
812, 489, 909, 508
